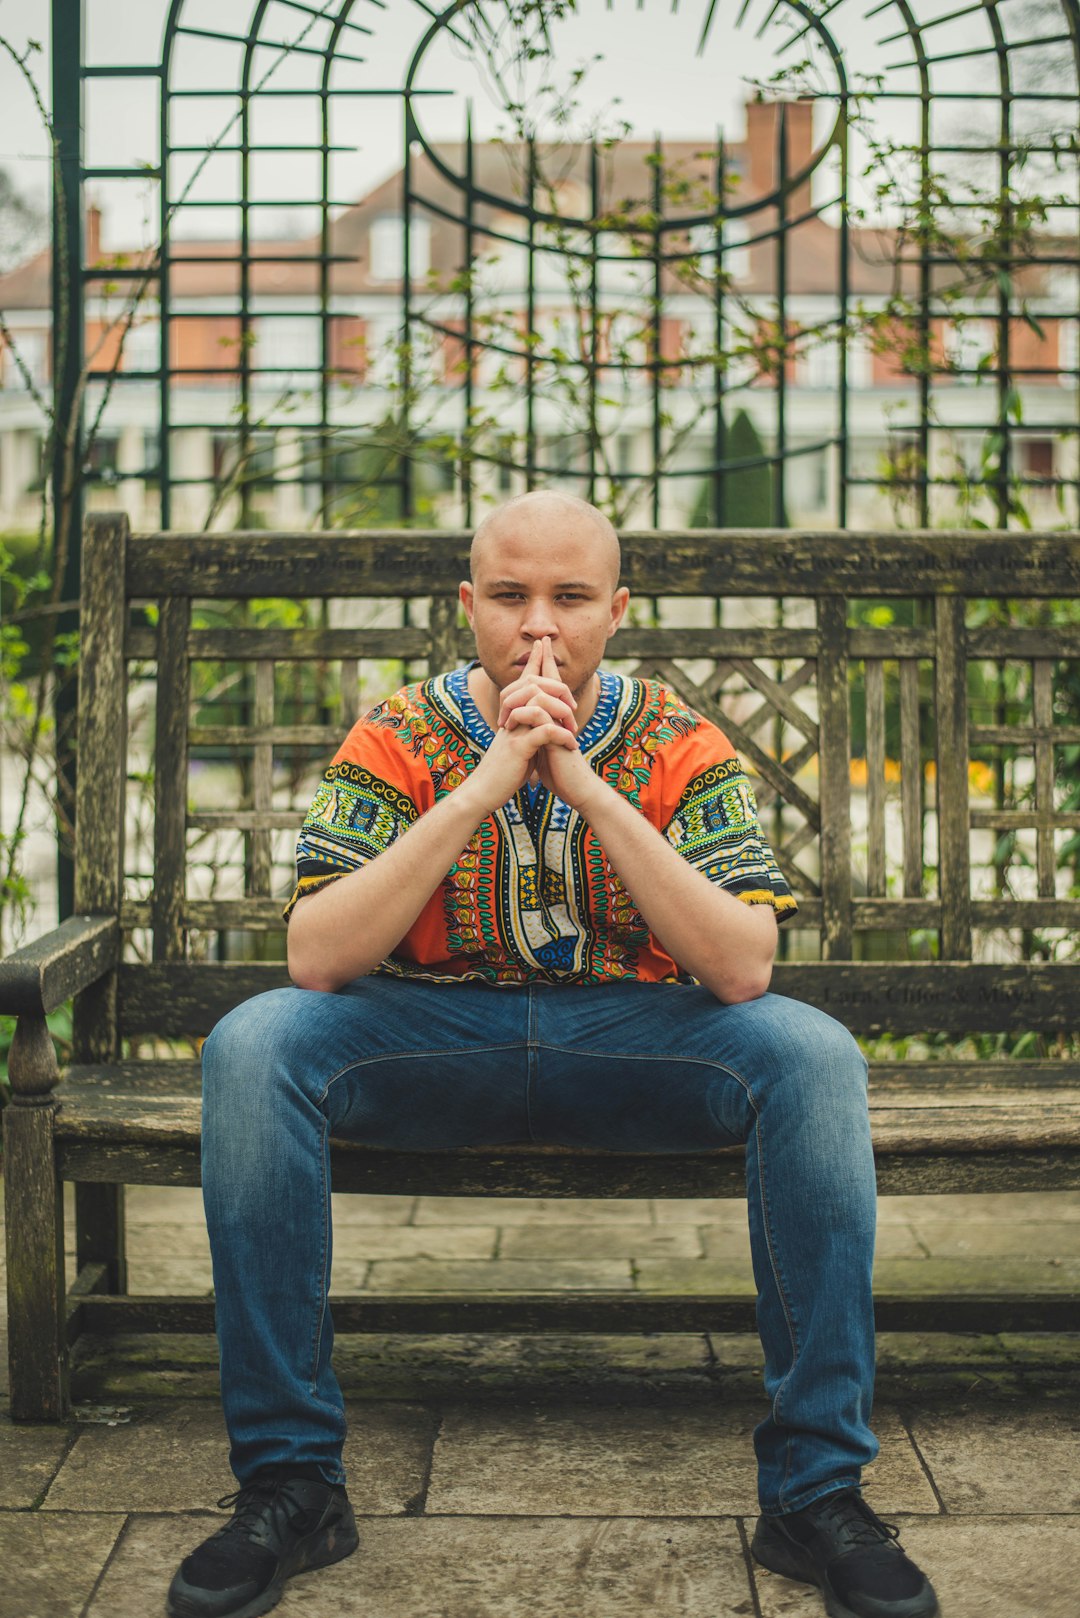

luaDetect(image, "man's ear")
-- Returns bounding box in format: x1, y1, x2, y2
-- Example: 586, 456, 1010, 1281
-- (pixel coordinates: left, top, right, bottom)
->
459, 579, 475, 628
607, 586, 631, 640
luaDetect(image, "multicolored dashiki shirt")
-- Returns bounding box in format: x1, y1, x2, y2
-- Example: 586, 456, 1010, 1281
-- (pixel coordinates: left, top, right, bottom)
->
283, 664, 797, 985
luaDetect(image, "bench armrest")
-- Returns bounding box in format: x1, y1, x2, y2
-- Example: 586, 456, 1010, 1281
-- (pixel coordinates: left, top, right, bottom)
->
0, 915, 119, 1018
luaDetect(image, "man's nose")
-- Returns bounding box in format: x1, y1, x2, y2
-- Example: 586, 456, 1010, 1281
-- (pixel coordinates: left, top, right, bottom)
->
521, 600, 558, 638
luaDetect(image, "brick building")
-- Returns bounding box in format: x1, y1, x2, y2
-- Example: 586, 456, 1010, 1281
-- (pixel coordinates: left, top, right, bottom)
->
0, 100, 1074, 530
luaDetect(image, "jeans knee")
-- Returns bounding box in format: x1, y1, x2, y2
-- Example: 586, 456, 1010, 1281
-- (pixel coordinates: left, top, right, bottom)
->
736, 995, 868, 1111
201, 987, 315, 1106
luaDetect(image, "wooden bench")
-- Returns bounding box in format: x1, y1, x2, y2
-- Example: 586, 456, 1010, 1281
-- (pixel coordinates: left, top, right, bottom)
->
3, 512, 1080, 1422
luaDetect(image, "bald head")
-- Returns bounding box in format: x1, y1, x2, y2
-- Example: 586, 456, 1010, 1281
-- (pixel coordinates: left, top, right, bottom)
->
470, 491, 621, 589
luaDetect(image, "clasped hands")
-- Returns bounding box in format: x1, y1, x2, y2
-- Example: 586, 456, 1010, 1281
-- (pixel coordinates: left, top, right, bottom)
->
471, 638, 604, 813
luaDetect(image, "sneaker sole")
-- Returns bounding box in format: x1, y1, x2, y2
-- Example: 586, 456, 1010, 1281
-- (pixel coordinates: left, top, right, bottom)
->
166, 1506, 360, 1618
750, 1520, 939, 1618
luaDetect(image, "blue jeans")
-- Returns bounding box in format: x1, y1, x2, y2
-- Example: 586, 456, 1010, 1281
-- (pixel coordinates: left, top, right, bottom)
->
201, 980, 878, 1515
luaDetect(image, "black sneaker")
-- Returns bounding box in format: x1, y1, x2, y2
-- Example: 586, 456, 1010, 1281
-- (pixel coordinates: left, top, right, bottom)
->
751, 1488, 938, 1618
166, 1474, 359, 1618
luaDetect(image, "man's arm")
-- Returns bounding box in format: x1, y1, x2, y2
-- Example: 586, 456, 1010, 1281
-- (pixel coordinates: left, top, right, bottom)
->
287, 686, 576, 993
574, 784, 778, 1003
517, 639, 778, 1003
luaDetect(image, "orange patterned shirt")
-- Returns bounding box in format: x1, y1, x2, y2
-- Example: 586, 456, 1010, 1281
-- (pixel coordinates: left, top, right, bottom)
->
284, 664, 797, 985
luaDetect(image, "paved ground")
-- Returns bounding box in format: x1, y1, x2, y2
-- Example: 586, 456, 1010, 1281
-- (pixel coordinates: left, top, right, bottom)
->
3, 1183, 1079, 1618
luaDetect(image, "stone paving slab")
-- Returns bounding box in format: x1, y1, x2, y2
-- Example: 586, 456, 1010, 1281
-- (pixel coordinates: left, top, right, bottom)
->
697, 1224, 939, 1262
87, 1513, 758, 1618
413, 1197, 655, 1225
499, 1223, 704, 1260
872, 1256, 1080, 1293
125, 1223, 213, 1261
650, 1200, 751, 1225
426, 1402, 936, 1518
114, 1247, 1080, 1299
904, 1218, 1080, 1258
66, 1331, 722, 1407
877, 1191, 1080, 1224
909, 1402, 1080, 1514
117, 1189, 422, 1228
633, 1260, 757, 1295
126, 1257, 215, 1294
0, 1418, 73, 1509
334, 1226, 499, 1261
998, 1333, 1080, 1363
42, 1401, 435, 1516
121, 1187, 209, 1226
0, 1511, 125, 1618
128, 1222, 506, 1269
752, 1514, 1080, 1618
331, 1195, 419, 1228
363, 1258, 635, 1293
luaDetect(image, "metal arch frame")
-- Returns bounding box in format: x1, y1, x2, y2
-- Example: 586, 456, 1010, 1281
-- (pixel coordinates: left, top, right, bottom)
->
57, 0, 1080, 528
45, 0, 1080, 911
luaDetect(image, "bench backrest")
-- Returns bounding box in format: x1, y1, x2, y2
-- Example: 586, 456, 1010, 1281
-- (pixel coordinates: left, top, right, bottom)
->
75, 513, 1080, 1056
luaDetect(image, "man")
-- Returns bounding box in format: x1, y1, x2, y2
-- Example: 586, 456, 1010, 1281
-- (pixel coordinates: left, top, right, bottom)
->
168, 491, 938, 1618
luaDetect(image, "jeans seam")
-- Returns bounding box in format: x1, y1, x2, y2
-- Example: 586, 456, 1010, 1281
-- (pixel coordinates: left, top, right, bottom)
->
309, 1113, 332, 1399
316, 1043, 525, 1109
525, 986, 538, 1143
534, 1041, 803, 1475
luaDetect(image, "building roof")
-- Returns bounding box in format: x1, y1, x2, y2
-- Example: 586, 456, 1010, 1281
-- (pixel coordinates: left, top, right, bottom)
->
0, 130, 1059, 313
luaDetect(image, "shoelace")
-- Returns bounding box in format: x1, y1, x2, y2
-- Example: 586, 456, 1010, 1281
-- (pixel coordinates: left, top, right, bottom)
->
214, 1481, 308, 1539
815, 1492, 904, 1551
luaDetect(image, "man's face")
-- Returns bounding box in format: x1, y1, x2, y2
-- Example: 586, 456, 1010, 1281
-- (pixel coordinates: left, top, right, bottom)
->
460, 503, 630, 699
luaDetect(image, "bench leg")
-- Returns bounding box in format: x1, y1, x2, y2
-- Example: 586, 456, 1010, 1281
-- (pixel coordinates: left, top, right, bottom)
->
76, 1184, 127, 1294
3, 1098, 70, 1421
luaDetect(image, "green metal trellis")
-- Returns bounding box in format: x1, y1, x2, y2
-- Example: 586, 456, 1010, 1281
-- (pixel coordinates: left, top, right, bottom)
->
44, 0, 1080, 913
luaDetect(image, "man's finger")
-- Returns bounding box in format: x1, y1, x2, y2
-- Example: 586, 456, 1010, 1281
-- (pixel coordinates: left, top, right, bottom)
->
540, 634, 573, 705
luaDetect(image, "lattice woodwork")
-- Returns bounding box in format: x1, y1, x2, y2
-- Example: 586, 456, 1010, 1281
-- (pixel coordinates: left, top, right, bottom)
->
110, 524, 1080, 980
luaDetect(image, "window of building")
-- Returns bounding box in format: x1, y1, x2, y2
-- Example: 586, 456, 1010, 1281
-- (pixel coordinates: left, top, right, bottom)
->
723, 220, 750, 283
944, 318, 994, 375
83, 432, 121, 484
1059, 317, 1078, 386
369, 215, 431, 282
847, 333, 872, 389
803, 337, 839, 390
1020, 438, 1054, 479
123, 317, 161, 374
253, 316, 320, 384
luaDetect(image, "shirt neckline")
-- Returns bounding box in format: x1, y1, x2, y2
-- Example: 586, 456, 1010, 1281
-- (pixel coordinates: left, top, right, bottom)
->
446, 661, 624, 758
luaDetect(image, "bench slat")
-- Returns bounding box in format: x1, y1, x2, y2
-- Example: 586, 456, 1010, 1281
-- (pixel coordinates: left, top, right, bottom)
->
125, 529, 1080, 599
67, 1291, 1080, 1340
53, 1065, 1080, 1159
115, 961, 1080, 1038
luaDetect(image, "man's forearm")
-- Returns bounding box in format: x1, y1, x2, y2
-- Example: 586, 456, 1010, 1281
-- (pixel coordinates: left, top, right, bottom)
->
577, 780, 778, 1002
287, 782, 490, 992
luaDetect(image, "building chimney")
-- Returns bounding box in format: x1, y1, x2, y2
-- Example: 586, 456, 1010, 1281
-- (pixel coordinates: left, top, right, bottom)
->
745, 98, 815, 214
86, 202, 102, 265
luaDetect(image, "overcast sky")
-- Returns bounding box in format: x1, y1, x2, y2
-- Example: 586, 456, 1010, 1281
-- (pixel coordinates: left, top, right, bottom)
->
0, 0, 1060, 254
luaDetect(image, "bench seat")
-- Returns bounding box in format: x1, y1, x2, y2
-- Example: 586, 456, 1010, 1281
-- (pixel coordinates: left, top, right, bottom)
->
53, 1059, 1080, 1345
54, 1061, 1080, 1197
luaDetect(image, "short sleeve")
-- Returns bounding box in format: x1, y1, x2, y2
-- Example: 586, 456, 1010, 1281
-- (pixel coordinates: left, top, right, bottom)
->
663, 756, 798, 925
282, 732, 421, 922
